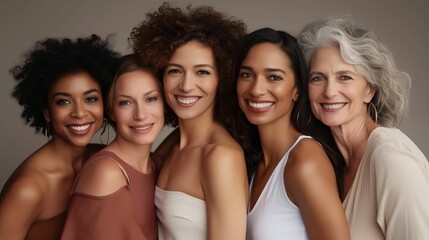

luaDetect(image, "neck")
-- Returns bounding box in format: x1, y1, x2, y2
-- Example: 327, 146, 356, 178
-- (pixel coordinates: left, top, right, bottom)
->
257, 117, 301, 167
47, 138, 86, 172
331, 115, 377, 168
106, 138, 152, 173
177, 111, 218, 149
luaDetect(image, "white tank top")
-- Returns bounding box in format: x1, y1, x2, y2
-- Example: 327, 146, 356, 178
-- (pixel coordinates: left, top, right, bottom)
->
155, 186, 206, 240
246, 135, 311, 240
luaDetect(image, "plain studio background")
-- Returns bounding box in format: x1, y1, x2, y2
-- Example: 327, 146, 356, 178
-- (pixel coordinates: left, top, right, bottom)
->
1, 0, 428, 188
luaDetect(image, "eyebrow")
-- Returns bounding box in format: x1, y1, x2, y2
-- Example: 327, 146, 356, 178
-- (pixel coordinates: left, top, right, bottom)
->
167, 63, 215, 70
116, 89, 161, 99
52, 89, 100, 98
240, 66, 287, 75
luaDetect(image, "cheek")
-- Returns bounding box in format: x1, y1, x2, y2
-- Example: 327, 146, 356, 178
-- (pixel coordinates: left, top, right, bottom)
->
92, 103, 104, 120
112, 107, 128, 124
307, 85, 319, 102
163, 77, 177, 93
236, 81, 249, 98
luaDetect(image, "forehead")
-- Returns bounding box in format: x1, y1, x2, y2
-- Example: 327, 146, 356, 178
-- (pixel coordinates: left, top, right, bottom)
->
50, 72, 100, 94
310, 47, 356, 72
169, 41, 215, 66
243, 43, 292, 66
115, 70, 160, 93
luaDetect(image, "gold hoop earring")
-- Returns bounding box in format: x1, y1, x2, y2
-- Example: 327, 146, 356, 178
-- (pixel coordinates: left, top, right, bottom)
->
44, 121, 51, 139
368, 102, 378, 125
99, 118, 110, 145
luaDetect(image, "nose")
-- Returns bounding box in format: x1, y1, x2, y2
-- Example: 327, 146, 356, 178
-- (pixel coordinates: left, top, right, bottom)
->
134, 103, 148, 120
323, 79, 338, 98
179, 73, 195, 92
249, 76, 266, 97
71, 102, 88, 118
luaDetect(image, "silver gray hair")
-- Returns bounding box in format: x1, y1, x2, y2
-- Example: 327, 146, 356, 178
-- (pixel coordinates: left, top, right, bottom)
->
297, 15, 410, 127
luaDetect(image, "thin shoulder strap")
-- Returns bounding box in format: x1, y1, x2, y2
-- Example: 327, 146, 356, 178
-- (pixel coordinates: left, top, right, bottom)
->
70, 151, 131, 195
291, 135, 312, 150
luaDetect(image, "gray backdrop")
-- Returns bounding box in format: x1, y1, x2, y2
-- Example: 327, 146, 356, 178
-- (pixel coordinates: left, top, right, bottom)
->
1, 0, 428, 188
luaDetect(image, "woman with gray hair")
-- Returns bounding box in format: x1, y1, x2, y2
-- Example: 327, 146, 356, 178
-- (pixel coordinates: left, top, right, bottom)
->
298, 16, 429, 240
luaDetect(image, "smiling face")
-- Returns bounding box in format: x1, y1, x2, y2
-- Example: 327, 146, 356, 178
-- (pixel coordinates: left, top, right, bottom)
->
237, 43, 298, 126
45, 72, 103, 147
163, 40, 218, 122
308, 46, 375, 128
111, 70, 164, 146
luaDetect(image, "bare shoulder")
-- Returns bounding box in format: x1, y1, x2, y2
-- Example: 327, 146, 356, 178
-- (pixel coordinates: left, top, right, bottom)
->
201, 141, 247, 192
202, 142, 246, 174
287, 138, 333, 175
285, 138, 337, 203
0, 171, 45, 220
73, 155, 128, 196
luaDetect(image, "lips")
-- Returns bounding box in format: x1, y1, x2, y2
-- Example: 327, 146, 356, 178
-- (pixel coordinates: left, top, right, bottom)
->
322, 103, 346, 110
246, 99, 274, 113
68, 123, 92, 135
131, 123, 154, 133
175, 95, 201, 107
249, 101, 274, 109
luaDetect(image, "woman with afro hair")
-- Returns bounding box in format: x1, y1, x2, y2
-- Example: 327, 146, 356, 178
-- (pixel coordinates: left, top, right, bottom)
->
131, 3, 249, 239
0, 34, 119, 240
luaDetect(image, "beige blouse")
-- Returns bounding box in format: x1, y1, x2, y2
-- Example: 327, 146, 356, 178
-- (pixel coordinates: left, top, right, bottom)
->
343, 127, 429, 240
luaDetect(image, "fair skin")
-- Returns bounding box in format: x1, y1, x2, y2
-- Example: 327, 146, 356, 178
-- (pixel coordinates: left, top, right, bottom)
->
308, 46, 376, 198
73, 69, 164, 197
237, 43, 350, 240
156, 40, 248, 240
0, 72, 103, 240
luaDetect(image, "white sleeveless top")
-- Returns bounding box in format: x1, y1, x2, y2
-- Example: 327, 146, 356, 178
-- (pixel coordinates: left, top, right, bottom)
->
155, 186, 206, 240
246, 135, 311, 240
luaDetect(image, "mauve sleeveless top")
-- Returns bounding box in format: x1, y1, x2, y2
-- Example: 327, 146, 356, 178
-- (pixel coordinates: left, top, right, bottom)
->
61, 151, 157, 240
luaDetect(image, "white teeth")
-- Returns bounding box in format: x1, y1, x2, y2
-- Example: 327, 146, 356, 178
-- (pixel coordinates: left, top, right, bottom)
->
177, 97, 199, 105
249, 101, 273, 109
323, 103, 346, 109
70, 124, 90, 131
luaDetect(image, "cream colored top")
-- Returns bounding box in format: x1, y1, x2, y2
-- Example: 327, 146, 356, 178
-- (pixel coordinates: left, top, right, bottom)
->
155, 186, 206, 240
343, 127, 429, 240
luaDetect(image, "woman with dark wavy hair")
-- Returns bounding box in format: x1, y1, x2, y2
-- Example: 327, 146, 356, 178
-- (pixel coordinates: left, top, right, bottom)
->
298, 16, 429, 239
131, 3, 248, 239
0, 35, 119, 240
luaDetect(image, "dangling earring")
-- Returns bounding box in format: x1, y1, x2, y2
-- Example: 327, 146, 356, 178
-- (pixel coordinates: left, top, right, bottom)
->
44, 121, 51, 139
368, 102, 378, 125
99, 118, 110, 145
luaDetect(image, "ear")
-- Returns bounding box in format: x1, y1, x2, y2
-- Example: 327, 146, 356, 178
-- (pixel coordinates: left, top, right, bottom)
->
364, 86, 376, 104
292, 87, 299, 102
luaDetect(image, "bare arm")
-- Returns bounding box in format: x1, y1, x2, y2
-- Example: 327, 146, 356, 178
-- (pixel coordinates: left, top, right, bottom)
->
286, 139, 350, 240
0, 175, 44, 240
201, 145, 248, 240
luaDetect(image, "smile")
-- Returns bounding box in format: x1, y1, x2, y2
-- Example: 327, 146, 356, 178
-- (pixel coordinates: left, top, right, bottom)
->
132, 124, 153, 131
176, 96, 200, 105
248, 101, 274, 109
322, 103, 346, 109
69, 124, 91, 132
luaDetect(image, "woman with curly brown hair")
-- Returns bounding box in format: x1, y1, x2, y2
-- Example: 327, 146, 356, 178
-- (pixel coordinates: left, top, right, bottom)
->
0, 35, 119, 240
131, 3, 248, 240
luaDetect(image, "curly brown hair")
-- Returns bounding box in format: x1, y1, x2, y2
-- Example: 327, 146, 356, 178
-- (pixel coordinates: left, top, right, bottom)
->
130, 2, 246, 127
